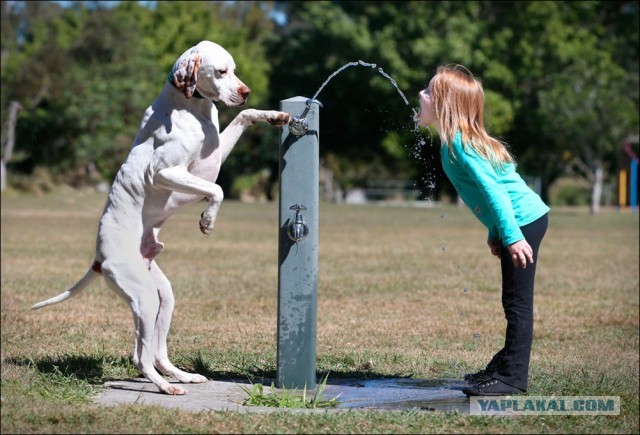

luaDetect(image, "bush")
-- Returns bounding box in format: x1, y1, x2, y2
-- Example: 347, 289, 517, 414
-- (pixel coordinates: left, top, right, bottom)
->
230, 169, 273, 202
549, 177, 590, 206
8, 167, 56, 196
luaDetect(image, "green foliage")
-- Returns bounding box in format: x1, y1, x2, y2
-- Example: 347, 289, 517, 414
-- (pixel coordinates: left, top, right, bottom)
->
1, 0, 638, 204
30, 364, 96, 402
13, 351, 139, 404
230, 169, 273, 201
483, 90, 514, 138
549, 177, 591, 207
8, 166, 56, 194
241, 373, 341, 409
2, 0, 276, 185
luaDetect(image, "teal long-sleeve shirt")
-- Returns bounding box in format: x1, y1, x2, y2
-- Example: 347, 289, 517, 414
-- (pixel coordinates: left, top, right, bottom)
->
441, 132, 549, 246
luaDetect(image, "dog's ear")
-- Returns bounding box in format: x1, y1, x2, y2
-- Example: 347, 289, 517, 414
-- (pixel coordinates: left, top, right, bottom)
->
171, 48, 202, 99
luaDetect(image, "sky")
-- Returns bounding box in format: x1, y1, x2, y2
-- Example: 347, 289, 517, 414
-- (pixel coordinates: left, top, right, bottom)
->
49, 0, 287, 24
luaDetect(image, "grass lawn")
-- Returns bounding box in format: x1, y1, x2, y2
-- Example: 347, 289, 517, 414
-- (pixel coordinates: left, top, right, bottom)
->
1, 188, 638, 434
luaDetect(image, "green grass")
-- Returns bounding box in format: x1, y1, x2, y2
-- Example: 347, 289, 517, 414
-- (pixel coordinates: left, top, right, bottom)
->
1, 187, 638, 433
241, 373, 340, 408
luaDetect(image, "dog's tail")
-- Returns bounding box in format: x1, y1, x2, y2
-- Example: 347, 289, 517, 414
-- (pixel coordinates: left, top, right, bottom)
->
31, 261, 102, 310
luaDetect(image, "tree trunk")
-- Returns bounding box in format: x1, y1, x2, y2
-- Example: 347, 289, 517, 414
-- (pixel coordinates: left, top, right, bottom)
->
1, 101, 23, 191
319, 164, 335, 202
590, 161, 603, 215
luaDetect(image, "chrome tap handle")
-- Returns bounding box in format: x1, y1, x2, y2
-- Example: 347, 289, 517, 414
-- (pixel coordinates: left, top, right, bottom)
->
288, 99, 323, 136
287, 204, 309, 242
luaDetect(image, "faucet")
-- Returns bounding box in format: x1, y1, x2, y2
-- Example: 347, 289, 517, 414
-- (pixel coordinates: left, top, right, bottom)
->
287, 204, 309, 242
288, 99, 323, 136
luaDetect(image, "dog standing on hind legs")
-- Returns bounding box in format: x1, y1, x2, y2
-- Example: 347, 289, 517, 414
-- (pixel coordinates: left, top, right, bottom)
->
31, 41, 291, 395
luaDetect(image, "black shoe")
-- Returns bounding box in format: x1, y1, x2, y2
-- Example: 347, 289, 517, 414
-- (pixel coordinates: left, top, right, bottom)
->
463, 369, 493, 384
464, 349, 507, 384
462, 377, 525, 397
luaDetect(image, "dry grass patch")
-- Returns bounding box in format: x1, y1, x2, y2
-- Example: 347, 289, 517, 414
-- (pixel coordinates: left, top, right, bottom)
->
2, 190, 638, 433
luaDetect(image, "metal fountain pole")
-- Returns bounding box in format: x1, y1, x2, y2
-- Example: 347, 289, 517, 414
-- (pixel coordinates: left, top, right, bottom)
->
276, 97, 322, 389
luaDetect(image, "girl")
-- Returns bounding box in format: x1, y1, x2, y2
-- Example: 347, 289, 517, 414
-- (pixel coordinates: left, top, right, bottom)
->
415, 65, 549, 396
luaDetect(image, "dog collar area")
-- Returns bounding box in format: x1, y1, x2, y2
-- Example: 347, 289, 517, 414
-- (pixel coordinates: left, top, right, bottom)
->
167, 71, 206, 99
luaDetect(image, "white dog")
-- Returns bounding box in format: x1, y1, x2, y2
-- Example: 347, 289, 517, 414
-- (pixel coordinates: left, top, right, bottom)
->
31, 41, 290, 395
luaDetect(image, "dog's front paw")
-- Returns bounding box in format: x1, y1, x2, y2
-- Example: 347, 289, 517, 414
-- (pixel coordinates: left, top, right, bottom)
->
177, 373, 208, 384
162, 384, 189, 395
199, 211, 215, 235
266, 111, 291, 126
191, 374, 208, 383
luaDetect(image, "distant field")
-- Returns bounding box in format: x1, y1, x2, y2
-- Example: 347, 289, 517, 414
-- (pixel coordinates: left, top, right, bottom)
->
1, 188, 638, 434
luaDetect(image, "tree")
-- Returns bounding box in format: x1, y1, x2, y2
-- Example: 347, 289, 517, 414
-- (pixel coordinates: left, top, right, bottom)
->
1, 0, 71, 187
479, 1, 639, 209
2, 0, 637, 209
1, 1, 279, 191
266, 1, 516, 200
1, 101, 22, 191
537, 54, 637, 214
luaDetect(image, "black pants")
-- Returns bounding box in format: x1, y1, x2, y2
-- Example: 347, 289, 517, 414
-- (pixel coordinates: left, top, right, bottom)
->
488, 213, 548, 391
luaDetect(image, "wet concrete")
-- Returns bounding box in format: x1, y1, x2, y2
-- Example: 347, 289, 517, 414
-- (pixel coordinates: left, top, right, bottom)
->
94, 377, 470, 413
326, 378, 469, 412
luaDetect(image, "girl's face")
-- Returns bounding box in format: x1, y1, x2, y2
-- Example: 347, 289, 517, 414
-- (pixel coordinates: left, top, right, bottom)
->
415, 83, 437, 128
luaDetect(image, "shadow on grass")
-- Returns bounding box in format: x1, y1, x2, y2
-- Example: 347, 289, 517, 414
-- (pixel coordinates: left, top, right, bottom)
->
186, 350, 421, 384
8, 352, 421, 387
6, 354, 140, 385
192, 363, 415, 386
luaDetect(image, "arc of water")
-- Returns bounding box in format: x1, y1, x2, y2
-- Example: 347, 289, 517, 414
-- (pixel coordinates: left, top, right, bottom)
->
311, 60, 409, 106
375, 67, 409, 105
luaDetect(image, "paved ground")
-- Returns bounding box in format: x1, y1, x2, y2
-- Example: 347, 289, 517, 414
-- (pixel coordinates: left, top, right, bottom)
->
94, 377, 470, 413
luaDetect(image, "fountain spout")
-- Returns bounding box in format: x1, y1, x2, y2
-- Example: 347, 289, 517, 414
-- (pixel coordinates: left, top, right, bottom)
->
288, 98, 323, 136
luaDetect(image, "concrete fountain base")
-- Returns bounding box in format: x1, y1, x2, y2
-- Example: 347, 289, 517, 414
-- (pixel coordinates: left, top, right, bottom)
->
94, 377, 470, 413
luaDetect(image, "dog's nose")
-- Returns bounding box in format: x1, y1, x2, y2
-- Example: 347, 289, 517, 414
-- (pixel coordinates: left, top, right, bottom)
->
239, 85, 251, 100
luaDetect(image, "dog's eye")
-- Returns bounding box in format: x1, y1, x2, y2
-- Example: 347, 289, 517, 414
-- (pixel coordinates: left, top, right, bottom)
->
217, 69, 228, 76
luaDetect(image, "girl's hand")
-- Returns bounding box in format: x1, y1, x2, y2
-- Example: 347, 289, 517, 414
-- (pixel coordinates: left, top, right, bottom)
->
507, 239, 534, 269
487, 238, 502, 258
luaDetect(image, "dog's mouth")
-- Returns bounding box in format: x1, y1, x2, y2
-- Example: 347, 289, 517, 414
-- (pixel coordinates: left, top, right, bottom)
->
227, 95, 248, 106
211, 83, 250, 106
233, 84, 251, 106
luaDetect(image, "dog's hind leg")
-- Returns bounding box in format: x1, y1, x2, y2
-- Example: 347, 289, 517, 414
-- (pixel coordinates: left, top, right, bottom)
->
101, 259, 188, 395
149, 261, 208, 384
